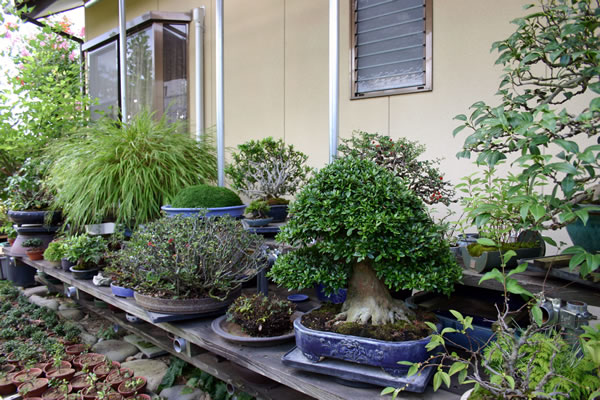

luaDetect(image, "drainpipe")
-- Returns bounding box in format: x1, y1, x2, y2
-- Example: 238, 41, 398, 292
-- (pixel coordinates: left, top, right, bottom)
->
216, 0, 225, 186
328, 0, 339, 163
118, 0, 128, 121
193, 7, 205, 141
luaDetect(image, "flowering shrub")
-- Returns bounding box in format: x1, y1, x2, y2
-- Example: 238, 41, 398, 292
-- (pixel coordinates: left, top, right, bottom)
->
337, 131, 454, 205
0, 7, 89, 189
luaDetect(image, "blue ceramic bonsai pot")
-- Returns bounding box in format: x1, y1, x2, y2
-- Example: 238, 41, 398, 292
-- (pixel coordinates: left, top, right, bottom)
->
110, 283, 134, 298
293, 317, 433, 377
161, 205, 246, 218
267, 205, 289, 223
315, 284, 347, 304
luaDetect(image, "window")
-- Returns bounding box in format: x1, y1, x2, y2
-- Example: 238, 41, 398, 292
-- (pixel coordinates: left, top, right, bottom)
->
84, 12, 190, 123
351, 0, 432, 99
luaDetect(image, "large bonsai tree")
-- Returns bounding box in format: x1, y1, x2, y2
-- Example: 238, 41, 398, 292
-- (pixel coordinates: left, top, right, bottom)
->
269, 156, 461, 325
453, 0, 600, 274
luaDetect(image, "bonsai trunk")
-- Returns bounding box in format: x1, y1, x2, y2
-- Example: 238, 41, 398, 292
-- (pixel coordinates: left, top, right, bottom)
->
338, 261, 414, 325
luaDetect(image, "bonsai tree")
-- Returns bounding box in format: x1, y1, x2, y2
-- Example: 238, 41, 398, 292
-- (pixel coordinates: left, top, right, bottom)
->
226, 293, 296, 337
269, 156, 461, 325
338, 131, 454, 205
43, 239, 66, 264
46, 110, 217, 230
244, 200, 270, 220
170, 184, 243, 208
225, 137, 312, 204
452, 0, 600, 274
63, 234, 106, 269
22, 238, 43, 250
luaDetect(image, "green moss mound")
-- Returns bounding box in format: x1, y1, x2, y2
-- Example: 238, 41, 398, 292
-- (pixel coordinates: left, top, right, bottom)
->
467, 241, 539, 257
171, 184, 243, 208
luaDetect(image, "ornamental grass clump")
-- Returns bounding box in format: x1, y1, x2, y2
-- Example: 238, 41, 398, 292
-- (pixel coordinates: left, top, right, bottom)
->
46, 110, 217, 230
110, 215, 266, 299
170, 184, 242, 208
269, 156, 461, 326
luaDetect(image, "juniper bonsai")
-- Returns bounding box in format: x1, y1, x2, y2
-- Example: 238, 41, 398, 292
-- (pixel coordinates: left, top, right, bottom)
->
269, 156, 461, 325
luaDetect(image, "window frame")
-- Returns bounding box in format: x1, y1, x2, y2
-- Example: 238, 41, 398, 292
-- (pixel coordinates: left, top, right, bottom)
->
82, 11, 191, 120
350, 0, 432, 99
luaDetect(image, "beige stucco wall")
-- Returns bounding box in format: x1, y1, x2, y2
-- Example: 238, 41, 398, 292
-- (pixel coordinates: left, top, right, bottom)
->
84, 0, 580, 252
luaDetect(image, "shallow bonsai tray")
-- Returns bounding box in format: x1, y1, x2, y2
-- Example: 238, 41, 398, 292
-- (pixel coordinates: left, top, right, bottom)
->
281, 347, 434, 392
144, 308, 226, 323
241, 220, 282, 235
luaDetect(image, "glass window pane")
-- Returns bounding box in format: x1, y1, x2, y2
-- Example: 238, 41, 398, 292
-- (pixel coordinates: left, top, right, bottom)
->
163, 24, 188, 126
126, 27, 154, 119
88, 41, 118, 120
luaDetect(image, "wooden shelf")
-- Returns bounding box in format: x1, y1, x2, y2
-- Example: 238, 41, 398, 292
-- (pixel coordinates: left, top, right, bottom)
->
7, 251, 459, 400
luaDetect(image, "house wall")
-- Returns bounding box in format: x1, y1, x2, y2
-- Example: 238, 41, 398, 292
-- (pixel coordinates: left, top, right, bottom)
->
84, 0, 579, 251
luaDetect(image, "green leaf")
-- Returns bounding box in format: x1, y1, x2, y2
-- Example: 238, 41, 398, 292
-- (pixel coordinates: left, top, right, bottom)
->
476, 238, 496, 247
453, 125, 467, 137
396, 361, 414, 366
531, 305, 543, 326
381, 387, 396, 395
448, 362, 467, 377
505, 375, 515, 390
503, 250, 517, 265
530, 204, 546, 222
441, 327, 457, 335
479, 268, 504, 285
546, 162, 578, 175
449, 310, 464, 321
424, 321, 438, 332
407, 364, 420, 377
440, 371, 451, 388
507, 262, 528, 277
506, 278, 533, 297
433, 372, 442, 391
454, 114, 467, 121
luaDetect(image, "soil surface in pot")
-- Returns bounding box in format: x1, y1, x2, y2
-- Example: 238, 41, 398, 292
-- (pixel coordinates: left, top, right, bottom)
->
301, 303, 436, 341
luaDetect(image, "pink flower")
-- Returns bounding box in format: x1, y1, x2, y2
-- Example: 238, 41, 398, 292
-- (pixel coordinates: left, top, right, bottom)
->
40, 41, 46, 47
68, 51, 76, 61
79, 27, 85, 37
20, 48, 30, 57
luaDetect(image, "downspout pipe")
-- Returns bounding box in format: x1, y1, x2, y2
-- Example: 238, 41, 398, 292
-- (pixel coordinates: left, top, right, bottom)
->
193, 7, 205, 141
328, 0, 339, 163
216, 0, 225, 186
118, 0, 127, 121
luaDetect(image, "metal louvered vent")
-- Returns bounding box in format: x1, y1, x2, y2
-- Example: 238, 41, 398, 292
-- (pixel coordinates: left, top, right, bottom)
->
352, 0, 430, 98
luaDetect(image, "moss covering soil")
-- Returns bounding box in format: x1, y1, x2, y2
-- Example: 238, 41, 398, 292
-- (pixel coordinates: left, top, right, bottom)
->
301, 303, 437, 341
467, 241, 539, 257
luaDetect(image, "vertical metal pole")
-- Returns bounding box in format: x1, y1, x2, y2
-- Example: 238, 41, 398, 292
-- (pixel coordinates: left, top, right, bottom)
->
329, 0, 339, 163
193, 7, 205, 141
216, 0, 225, 186
118, 0, 128, 121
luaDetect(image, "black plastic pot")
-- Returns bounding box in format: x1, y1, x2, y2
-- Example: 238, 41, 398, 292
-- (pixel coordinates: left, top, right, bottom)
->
7, 210, 62, 225
69, 266, 99, 280
6, 257, 36, 287
61, 258, 75, 272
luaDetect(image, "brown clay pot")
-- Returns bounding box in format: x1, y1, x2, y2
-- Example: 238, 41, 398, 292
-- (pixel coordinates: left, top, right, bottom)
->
12, 368, 43, 386
41, 383, 72, 400
117, 377, 146, 397
81, 382, 112, 400
127, 394, 151, 400
65, 344, 88, 356
26, 249, 44, 261
105, 369, 134, 390
1, 364, 16, 374
69, 374, 90, 393
46, 368, 75, 382
0, 375, 16, 396
92, 361, 121, 380
44, 361, 72, 375
18, 377, 49, 398
73, 353, 106, 371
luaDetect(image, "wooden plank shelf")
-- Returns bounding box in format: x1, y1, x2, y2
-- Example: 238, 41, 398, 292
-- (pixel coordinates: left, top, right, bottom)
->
6, 250, 458, 400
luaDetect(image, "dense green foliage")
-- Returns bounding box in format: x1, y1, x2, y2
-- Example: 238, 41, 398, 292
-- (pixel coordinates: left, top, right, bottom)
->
170, 184, 242, 208
21, 238, 42, 249
3, 158, 53, 211
338, 131, 454, 205
269, 156, 461, 295
452, 0, 600, 275
109, 215, 265, 299
42, 239, 66, 262
46, 111, 217, 230
244, 200, 270, 219
63, 234, 106, 267
225, 136, 312, 202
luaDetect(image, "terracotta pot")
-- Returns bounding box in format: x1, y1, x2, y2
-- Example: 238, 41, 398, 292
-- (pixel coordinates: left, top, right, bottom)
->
106, 393, 124, 400
69, 374, 91, 393
1, 364, 17, 374
0, 376, 16, 396
7, 238, 15, 246
73, 353, 106, 371
117, 377, 146, 397
65, 344, 88, 356
41, 383, 72, 400
12, 368, 43, 386
92, 361, 121, 380
26, 249, 44, 261
44, 361, 71, 375
81, 382, 112, 400
18, 378, 49, 398
105, 369, 134, 390
45, 368, 75, 382
126, 394, 151, 400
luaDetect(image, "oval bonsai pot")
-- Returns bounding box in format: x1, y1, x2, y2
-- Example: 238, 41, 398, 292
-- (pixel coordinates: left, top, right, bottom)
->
566, 208, 600, 253
110, 283, 134, 298
243, 217, 273, 227
315, 283, 347, 304
117, 377, 146, 397
211, 314, 297, 347
11, 368, 43, 385
161, 204, 246, 218
133, 286, 241, 315
266, 204, 288, 223
293, 317, 433, 377
69, 266, 99, 280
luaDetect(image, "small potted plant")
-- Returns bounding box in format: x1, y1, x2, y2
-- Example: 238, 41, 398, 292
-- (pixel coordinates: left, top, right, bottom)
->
22, 238, 44, 261
0, 370, 16, 396
212, 293, 298, 346
17, 377, 49, 399
117, 377, 146, 397
225, 137, 312, 222
92, 358, 120, 380
105, 368, 133, 390
63, 235, 106, 279
113, 215, 266, 315
41, 378, 71, 400
243, 200, 272, 227
161, 184, 246, 218
42, 239, 65, 268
